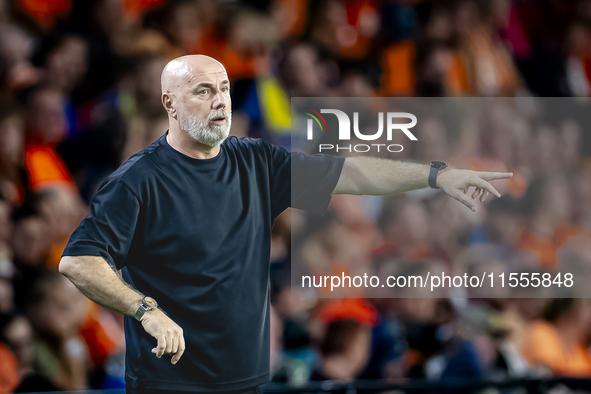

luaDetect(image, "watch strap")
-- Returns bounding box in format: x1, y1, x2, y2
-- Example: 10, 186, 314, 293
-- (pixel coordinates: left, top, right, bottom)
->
429, 165, 440, 189
134, 306, 144, 321
429, 161, 448, 189
134, 297, 158, 321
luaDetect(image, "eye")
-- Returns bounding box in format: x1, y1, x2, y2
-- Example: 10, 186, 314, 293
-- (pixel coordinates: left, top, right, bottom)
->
221, 86, 229, 93
198, 89, 208, 95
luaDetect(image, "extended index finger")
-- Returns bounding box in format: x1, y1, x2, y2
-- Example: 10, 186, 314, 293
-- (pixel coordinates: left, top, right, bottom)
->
477, 172, 514, 181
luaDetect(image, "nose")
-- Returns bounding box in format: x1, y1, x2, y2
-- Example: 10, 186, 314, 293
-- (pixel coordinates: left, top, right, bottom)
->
212, 91, 226, 110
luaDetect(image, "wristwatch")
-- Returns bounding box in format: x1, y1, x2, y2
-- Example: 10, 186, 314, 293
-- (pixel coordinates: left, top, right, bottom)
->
134, 296, 158, 321
429, 161, 448, 189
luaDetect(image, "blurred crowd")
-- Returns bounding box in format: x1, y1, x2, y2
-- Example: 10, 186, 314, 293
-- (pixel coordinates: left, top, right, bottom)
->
277, 96, 591, 388
0, 0, 591, 392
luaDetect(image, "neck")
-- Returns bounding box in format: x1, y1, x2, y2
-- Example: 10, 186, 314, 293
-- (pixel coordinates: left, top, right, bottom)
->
167, 123, 220, 160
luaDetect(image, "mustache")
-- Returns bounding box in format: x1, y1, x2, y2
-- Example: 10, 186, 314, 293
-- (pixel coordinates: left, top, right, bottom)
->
208, 109, 230, 121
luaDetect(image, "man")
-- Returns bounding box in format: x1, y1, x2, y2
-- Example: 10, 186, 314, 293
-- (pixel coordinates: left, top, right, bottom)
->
59, 55, 511, 393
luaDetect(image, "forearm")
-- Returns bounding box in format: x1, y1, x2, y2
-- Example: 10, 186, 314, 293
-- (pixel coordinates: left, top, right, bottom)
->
333, 157, 432, 195
59, 255, 143, 317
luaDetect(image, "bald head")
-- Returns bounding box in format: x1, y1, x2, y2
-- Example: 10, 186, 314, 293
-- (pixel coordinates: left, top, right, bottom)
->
161, 55, 232, 149
161, 55, 227, 96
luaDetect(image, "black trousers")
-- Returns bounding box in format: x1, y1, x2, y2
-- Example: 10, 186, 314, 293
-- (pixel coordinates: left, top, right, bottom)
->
126, 385, 262, 394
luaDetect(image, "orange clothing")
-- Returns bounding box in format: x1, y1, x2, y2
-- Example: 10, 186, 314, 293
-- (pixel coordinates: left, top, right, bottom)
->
521, 320, 591, 377
124, 0, 167, 21
339, 0, 378, 59
381, 42, 468, 96
381, 41, 416, 96
0, 342, 19, 393
81, 303, 124, 366
24, 143, 77, 192
517, 226, 581, 270
273, 0, 309, 39
320, 298, 378, 326
17, 0, 70, 29
47, 242, 67, 269
460, 28, 520, 96
448, 52, 469, 95
195, 28, 257, 80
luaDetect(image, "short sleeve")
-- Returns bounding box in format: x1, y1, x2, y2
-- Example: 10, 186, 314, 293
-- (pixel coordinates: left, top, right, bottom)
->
265, 141, 345, 217
62, 177, 141, 270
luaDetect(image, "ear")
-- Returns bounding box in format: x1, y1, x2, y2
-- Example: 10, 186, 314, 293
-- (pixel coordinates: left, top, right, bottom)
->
162, 93, 177, 118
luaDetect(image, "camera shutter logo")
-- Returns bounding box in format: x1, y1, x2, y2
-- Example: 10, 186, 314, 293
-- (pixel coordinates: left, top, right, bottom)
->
304, 108, 418, 153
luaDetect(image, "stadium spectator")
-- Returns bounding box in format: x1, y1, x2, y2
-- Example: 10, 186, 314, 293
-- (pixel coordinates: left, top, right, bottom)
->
0, 99, 26, 205
1, 314, 35, 381
517, 176, 580, 270
0, 341, 19, 394
26, 272, 89, 390
22, 85, 77, 193
311, 299, 376, 381
521, 298, 591, 376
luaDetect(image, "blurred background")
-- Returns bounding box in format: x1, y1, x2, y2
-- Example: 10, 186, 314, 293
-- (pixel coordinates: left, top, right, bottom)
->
1, 0, 591, 392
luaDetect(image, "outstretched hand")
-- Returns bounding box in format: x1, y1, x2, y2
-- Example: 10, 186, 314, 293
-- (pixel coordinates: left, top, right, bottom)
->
436, 169, 513, 211
141, 309, 185, 365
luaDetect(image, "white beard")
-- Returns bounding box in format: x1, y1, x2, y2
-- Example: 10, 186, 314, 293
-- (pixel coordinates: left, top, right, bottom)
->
177, 106, 232, 148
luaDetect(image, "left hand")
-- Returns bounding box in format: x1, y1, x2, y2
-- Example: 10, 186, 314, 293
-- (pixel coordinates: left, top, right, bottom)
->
436, 169, 513, 212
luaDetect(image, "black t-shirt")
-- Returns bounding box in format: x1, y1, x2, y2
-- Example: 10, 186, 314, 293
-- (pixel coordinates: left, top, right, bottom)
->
62, 133, 344, 391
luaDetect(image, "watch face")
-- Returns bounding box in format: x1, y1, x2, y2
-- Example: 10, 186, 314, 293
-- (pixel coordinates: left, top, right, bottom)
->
143, 297, 158, 308
430, 161, 447, 170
